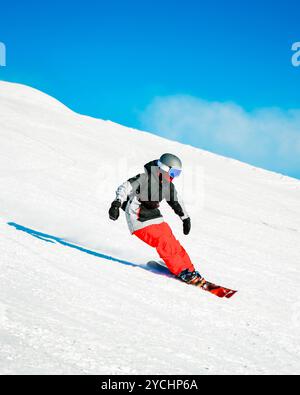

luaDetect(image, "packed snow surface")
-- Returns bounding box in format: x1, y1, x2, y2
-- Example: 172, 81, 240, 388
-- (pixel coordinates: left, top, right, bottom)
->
0, 81, 300, 374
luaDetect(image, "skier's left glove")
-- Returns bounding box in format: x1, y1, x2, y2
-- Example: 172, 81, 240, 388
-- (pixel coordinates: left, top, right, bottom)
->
109, 200, 122, 221
182, 217, 191, 235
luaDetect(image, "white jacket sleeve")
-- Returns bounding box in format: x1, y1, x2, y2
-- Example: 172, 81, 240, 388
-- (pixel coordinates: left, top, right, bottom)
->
116, 181, 133, 204
115, 173, 146, 205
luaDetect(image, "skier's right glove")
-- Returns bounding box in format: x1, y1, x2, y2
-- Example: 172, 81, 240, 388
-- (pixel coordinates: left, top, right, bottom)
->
109, 200, 122, 221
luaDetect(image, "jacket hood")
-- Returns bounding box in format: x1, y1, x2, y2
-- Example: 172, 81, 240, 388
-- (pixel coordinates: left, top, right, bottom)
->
144, 160, 173, 183
144, 160, 159, 174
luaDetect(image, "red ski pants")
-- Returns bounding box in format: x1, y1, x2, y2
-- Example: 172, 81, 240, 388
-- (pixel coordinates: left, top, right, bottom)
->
134, 222, 195, 276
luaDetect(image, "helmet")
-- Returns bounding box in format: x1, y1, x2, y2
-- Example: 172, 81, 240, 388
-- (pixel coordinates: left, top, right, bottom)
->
158, 153, 182, 178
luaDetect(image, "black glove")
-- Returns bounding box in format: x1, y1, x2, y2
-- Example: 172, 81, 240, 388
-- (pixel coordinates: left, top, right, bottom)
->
182, 217, 191, 235
109, 200, 121, 221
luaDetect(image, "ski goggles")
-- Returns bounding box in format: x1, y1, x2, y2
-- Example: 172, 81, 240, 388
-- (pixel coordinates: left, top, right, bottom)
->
169, 168, 182, 178
158, 160, 182, 178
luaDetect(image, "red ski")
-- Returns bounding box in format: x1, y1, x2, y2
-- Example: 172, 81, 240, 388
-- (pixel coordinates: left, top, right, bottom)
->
147, 261, 237, 299
198, 280, 237, 299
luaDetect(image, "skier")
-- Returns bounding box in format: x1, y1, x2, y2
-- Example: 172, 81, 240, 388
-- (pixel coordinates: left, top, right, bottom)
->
109, 153, 204, 286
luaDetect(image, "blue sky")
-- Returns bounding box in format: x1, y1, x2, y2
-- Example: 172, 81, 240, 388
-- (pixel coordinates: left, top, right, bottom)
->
1, 0, 300, 178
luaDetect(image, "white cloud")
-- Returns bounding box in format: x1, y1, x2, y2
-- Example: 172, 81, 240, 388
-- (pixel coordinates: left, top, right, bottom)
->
141, 95, 300, 178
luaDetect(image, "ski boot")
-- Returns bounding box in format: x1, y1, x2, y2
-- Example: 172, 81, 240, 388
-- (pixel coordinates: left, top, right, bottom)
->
178, 269, 206, 287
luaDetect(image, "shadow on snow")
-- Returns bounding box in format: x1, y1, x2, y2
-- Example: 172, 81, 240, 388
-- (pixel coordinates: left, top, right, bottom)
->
7, 222, 171, 278
8, 222, 139, 268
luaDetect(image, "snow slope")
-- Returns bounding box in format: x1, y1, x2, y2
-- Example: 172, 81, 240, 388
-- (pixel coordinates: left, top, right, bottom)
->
0, 81, 300, 375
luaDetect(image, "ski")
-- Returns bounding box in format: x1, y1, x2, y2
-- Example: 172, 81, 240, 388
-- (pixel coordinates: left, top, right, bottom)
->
199, 281, 237, 299
147, 261, 237, 299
